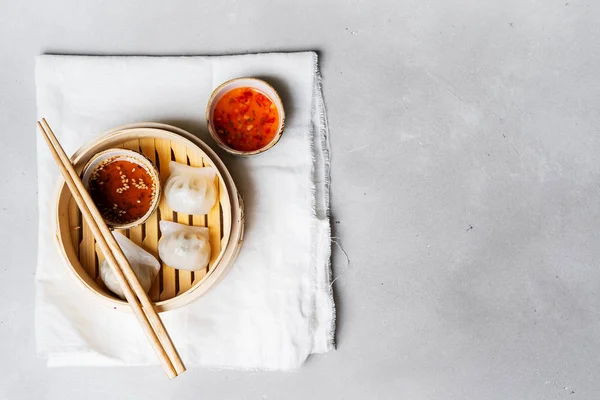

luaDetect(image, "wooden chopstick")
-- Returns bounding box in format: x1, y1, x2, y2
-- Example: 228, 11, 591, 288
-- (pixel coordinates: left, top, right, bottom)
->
38, 119, 186, 379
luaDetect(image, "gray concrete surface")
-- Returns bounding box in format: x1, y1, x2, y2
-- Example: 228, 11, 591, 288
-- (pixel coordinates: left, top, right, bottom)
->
2, 0, 600, 398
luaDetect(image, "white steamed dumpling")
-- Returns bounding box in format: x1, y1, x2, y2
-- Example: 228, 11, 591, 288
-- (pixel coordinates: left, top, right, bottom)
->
158, 221, 211, 271
99, 232, 160, 300
164, 161, 217, 215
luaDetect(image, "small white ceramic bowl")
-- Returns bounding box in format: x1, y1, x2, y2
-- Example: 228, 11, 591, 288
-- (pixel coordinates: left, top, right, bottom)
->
81, 148, 161, 229
206, 77, 286, 156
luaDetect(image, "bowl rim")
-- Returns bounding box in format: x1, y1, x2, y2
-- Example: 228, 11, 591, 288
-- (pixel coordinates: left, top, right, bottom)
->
80, 147, 161, 230
206, 77, 286, 157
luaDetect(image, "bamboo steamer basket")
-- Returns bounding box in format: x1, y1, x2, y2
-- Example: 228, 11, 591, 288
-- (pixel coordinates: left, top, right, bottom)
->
55, 122, 244, 312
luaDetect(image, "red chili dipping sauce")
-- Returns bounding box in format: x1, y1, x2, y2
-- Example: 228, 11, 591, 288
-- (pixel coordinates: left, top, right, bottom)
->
213, 87, 280, 152
88, 159, 156, 225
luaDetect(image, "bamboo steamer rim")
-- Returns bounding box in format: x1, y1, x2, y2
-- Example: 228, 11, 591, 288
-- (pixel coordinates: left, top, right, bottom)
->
54, 123, 244, 313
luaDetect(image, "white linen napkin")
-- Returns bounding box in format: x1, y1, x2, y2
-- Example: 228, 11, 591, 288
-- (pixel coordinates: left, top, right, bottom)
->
35, 52, 334, 370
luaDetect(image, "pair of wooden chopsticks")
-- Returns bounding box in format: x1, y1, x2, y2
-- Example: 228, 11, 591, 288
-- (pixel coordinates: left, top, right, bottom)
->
38, 118, 185, 379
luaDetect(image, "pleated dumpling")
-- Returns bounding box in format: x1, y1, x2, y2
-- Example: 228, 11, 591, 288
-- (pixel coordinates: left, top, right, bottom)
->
158, 221, 211, 271
164, 161, 217, 215
99, 232, 160, 299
